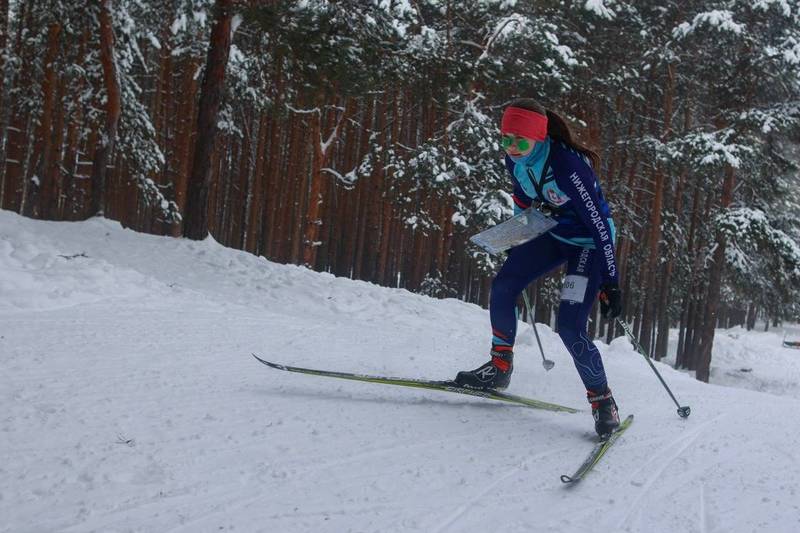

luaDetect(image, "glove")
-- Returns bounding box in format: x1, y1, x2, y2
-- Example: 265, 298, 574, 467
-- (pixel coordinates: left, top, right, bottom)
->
599, 282, 623, 319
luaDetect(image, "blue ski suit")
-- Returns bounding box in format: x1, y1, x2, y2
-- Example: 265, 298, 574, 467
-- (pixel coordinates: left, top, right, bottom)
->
491, 137, 618, 391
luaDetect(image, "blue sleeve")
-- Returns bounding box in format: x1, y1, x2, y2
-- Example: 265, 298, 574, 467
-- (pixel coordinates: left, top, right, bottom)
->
552, 150, 619, 284
506, 155, 532, 216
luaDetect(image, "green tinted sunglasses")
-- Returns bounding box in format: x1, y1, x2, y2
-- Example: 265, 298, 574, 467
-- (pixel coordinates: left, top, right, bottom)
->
501, 135, 531, 152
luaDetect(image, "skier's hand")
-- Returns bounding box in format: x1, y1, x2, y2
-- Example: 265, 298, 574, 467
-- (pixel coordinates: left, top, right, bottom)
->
599, 282, 623, 319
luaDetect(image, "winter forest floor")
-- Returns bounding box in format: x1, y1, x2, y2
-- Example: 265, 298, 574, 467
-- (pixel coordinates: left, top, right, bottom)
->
2, 210, 800, 533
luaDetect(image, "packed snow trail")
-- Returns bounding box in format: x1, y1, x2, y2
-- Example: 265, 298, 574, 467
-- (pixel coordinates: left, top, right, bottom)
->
2, 210, 800, 532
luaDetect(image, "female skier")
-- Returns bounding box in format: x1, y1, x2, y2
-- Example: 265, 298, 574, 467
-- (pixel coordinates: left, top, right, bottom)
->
455, 99, 624, 436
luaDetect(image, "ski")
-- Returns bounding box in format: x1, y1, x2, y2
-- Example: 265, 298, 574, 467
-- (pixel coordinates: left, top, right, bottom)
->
560, 414, 634, 484
252, 354, 579, 413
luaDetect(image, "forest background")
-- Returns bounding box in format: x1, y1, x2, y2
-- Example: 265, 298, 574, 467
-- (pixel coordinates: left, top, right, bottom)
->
1, 0, 799, 382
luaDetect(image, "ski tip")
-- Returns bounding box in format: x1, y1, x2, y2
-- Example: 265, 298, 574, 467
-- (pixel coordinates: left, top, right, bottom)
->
251, 353, 286, 370
560, 474, 577, 484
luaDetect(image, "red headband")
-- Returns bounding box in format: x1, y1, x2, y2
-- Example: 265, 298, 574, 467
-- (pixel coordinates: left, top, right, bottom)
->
500, 107, 548, 141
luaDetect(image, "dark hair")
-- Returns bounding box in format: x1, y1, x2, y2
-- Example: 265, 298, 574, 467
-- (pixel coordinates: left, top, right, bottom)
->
508, 98, 601, 172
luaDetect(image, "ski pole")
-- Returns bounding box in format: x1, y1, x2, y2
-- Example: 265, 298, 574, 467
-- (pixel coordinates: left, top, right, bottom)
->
521, 289, 555, 371
616, 318, 691, 418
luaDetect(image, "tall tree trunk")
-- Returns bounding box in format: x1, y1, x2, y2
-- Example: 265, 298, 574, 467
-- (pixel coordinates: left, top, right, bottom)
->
3, 0, 30, 212
654, 261, 671, 361
40, 74, 66, 218
150, 16, 176, 235
289, 136, 306, 263
638, 165, 664, 352
302, 96, 351, 267
169, 58, 198, 237
277, 111, 301, 262
363, 98, 382, 281
676, 180, 702, 367
90, 2, 120, 217
183, 0, 234, 240
23, 21, 61, 218
245, 113, 268, 253
655, 164, 686, 361
262, 54, 284, 257
695, 165, 736, 382
60, 28, 89, 220
746, 303, 757, 331
376, 91, 401, 285
231, 123, 251, 248
353, 98, 374, 279
0, 0, 7, 74
684, 189, 714, 370
639, 68, 674, 353
0, 0, 10, 208
17, 115, 35, 215
352, 184, 369, 278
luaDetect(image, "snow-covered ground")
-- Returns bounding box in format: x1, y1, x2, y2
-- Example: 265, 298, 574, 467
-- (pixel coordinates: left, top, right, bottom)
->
665, 326, 800, 401
2, 209, 800, 533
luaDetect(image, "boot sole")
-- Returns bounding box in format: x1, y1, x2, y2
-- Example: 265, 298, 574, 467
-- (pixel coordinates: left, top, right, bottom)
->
455, 382, 509, 392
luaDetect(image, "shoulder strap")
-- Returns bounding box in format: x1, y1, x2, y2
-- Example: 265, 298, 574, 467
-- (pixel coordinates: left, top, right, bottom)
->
525, 148, 555, 202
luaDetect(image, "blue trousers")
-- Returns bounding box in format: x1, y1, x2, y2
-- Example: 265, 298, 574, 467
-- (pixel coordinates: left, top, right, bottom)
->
490, 234, 608, 391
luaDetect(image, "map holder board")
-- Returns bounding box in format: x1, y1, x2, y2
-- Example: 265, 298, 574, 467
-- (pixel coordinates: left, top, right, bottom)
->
469, 208, 558, 255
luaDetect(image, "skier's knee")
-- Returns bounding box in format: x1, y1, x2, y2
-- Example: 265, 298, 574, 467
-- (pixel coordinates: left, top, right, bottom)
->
556, 315, 580, 342
490, 276, 519, 304
557, 325, 579, 346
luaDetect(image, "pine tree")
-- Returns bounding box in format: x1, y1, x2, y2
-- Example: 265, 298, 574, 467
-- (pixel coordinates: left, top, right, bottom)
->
183, 0, 235, 240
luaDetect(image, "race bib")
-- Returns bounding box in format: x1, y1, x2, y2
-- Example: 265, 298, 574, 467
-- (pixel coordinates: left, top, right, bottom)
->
560, 275, 588, 303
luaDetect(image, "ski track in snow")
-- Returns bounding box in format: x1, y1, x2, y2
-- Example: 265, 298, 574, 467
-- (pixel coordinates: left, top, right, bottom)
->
3, 211, 800, 532
614, 414, 725, 531
431, 445, 571, 533
699, 481, 708, 533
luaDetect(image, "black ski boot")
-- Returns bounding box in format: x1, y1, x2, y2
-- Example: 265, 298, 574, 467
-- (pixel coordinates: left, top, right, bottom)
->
454, 347, 513, 391
587, 387, 620, 437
